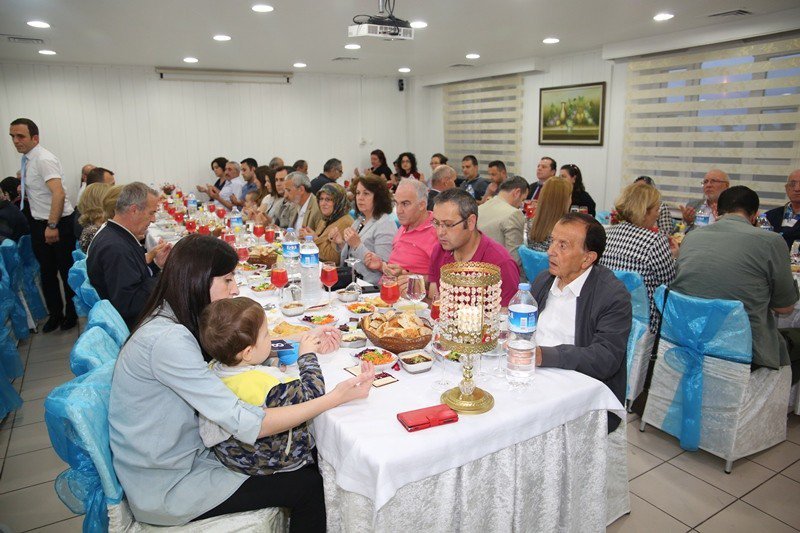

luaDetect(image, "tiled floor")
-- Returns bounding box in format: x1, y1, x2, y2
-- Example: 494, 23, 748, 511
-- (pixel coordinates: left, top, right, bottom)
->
0, 324, 798, 532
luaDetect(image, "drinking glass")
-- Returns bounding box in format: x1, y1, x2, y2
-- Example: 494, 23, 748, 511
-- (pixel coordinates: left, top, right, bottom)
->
198, 223, 210, 236
320, 261, 338, 305
380, 275, 400, 307
429, 324, 452, 390
271, 265, 289, 299
236, 244, 250, 264
405, 274, 425, 311
223, 232, 236, 246
253, 224, 265, 241
430, 299, 441, 321
343, 254, 362, 298
185, 218, 197, 233
264, 226, 276, 243
492, 313, 510, 378
216, 207, 227, 221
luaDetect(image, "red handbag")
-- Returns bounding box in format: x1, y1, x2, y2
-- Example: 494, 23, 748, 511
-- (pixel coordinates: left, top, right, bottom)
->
397, 404, 459, 432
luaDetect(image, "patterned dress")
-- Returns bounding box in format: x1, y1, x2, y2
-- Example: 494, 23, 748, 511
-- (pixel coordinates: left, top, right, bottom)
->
599, 221, 676, 332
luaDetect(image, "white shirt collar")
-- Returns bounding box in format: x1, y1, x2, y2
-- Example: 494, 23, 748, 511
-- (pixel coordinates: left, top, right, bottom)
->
551, 265, 593, 298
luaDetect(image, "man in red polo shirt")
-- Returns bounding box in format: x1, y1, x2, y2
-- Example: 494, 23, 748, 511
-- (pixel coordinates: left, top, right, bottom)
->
428, 188, 520, 307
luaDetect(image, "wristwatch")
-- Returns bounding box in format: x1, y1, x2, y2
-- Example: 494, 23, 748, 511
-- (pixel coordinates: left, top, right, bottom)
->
47, 222, 58, 230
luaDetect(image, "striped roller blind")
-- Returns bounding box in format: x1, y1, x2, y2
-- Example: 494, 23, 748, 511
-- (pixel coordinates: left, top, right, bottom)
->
623, 35, 800, 209
443, 75, 523, 176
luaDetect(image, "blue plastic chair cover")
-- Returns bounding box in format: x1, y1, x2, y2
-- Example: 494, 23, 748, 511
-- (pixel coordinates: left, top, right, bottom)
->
45, 362, 123, 533
79, 278, 101, 312
612, 270, 649, 324
70, 327, 120, 376
653, 285, 752, 451
72, 248, 86, 262
596, 210, 612, 225
0, 244, 29, 341
67, 260, 91, 317
518, 245, 550, 282
0, 365, 22, 420
0, 280, 24, 380
86, 301, 129, 347
15, 236, 47, 321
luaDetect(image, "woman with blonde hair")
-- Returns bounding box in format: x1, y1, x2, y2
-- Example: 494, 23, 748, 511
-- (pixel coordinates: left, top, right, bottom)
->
527, 177, 572, 251
77, 183, 112, 251
102, 185, 123, 221
600, 181, 677, 331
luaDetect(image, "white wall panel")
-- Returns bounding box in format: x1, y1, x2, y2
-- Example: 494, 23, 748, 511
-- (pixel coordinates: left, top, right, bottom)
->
0, 62, 409, 203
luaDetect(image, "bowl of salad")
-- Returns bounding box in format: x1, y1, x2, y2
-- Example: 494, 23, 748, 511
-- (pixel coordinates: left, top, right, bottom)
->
352, 347, 397, 371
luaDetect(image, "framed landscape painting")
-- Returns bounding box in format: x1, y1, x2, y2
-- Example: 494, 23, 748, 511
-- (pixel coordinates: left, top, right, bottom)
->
539, 82, 606, 146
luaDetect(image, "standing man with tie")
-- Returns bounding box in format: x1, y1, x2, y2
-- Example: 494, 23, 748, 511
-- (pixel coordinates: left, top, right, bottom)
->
9, 118, 78, 332
528, 157, 557, 200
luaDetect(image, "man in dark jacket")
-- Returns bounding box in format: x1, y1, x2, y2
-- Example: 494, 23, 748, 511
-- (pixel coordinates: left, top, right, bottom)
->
765, 169, 800, 249
0, 189, 29, 242
87, 182, 171, 328
530, 213, 631, 432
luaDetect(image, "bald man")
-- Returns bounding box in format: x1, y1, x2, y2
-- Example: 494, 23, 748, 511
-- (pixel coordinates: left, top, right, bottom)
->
764, 169, 800, 249
681, 168, 730, 228
77, 163, 95, 202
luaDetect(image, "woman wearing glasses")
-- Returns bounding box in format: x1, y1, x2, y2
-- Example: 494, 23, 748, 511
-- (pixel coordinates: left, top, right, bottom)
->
559, 164, 596, 217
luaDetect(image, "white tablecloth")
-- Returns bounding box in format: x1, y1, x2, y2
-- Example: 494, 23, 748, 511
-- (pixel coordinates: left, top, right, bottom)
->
144, 220, 184, 251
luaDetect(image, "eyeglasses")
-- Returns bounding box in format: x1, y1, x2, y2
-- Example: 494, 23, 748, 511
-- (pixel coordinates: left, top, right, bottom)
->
432, 217, 468, 230
787, 181, 800, 189
701, 179, 728, 185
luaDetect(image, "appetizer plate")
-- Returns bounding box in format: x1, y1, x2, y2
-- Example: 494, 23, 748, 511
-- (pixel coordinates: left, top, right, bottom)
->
397, 350, 433, 373
300, 313, 338, 326
352, 347, 398, 371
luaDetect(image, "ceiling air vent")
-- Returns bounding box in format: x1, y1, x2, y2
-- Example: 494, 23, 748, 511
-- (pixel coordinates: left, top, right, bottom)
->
449, 63, 475, 68
5, 35, 45, 44
708, 9, 752, 17
331, 57, 360, 62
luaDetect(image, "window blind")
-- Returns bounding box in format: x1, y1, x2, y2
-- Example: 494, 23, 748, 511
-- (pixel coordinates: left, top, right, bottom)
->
443, 75, 523, 176
623, 35, 800, 209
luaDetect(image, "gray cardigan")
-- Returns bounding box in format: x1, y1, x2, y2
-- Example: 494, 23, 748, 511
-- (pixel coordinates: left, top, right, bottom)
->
340, 213, 398, 285
530, 264, 631, 432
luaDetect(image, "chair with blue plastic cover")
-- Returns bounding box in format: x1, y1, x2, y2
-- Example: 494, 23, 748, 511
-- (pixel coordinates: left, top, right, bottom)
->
639, 286, 791, 473
0, 243, 29, 341
596, 210, 612, 225
87, 300, 129, 347
15, 235, 48, 322
72, 248, 86, 262
67, 259, 93, 317
611, 270, 655, 410
44, 362, 288, 532
70, 326, 119, 376
518, 245, 550, 282
0, 278, 23, 420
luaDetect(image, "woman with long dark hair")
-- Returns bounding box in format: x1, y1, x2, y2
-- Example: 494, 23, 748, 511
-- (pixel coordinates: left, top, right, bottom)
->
391, 152, 424, 188
559, 164, 596, 217
354, 149, 392, 183
108, 234, 374, 531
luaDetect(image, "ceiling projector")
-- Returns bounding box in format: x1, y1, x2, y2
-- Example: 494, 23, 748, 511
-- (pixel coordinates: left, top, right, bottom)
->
348, 0, 414, 40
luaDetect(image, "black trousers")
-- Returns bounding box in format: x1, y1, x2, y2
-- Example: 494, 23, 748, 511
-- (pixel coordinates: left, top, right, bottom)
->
193, 462, 326, 532
28, 212, 77, 319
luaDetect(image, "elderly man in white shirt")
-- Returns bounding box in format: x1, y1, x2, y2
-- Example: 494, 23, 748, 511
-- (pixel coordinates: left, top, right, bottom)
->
208, 161, 245, 211
9, 118, 78, 332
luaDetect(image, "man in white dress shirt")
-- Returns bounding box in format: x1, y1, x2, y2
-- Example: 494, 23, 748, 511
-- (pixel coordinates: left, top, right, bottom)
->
208, 161, 245, 211
530, 213, 631, 432
9, 118, 78, 332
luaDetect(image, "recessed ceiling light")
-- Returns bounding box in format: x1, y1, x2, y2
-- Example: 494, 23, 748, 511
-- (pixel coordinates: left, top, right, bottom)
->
251, 4, 274, 13
344, 43, 361, 50
183, 57, 199, 63
466, 53, 480, 60
653, 12, 674, 21
293, 62, 307, 68
410, 21, 428, 29
38, 49, 56, 55
398, 67, 411, 73
27, 20, 50, 29
213, 35, 232, 42
542, 37, 560, 44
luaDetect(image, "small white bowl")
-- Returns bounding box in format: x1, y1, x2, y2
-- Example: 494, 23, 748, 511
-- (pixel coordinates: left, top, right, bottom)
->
340, 331, 367, 348
352, 348, 397, 371
398, 350, 434, 373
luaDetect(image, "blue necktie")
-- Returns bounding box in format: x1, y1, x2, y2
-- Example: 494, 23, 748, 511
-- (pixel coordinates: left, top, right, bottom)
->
19, 155, 27, 211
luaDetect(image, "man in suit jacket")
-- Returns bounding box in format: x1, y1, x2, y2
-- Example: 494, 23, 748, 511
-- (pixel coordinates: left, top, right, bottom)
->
477, 175, 527, 277
427, 164, 457, 211
530, 213, 631, 432
284, 172, 323, 232
87, 182, 172, 328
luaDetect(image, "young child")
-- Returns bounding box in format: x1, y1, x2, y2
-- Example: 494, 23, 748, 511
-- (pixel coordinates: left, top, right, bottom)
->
198, 296, 325, 475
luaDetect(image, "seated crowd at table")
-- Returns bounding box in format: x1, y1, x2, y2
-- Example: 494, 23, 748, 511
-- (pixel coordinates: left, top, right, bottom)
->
5, 116, 800, 530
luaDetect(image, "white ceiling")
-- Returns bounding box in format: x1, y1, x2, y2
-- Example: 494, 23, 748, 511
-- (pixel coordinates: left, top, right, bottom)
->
0, 0, 798, 77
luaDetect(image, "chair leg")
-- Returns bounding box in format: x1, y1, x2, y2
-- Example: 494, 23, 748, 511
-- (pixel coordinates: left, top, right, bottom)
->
639, 419, 647, 432
626, 399, 633, 413
725, 460, 733, 474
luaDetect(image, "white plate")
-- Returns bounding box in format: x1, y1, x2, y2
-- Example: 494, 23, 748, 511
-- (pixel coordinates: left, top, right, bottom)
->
351, 347, 397, 371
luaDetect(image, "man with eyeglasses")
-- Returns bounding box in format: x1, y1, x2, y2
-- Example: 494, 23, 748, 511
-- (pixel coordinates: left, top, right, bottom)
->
310, 158, 342, 194
764, 169, 800, 248
680, 169, 730, 229
427, 188, 520, 307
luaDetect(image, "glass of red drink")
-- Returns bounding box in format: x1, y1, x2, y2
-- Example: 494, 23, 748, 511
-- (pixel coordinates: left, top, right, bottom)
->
431, 299, 441, 321
216, 207, 227, 221
264, 226, 275, 243
380, 275, 400, 306
253, 224, 265, 240
223, 232, 236, 246
198, 224, 210, 236
167, 205, 176, 217
207, 204, 217, 216
185, 219, 197, 233
320, 261, 338, 305
271, 266, 289, 299
174, 211, 185, 224
236, 245, 250, 263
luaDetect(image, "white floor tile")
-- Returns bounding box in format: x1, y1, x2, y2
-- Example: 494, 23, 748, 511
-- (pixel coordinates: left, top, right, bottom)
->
0, 481, 75, 531
7, 421, 53, 457
12, 397, 46, 428
782, 459, 800, 483
627, 422, 684, 461
21, 375, 73, 402
0, 447, 66, 494
696, 500, 796, 533
786, 415, 800, 446
630, 463, 736, 528
0, 429, 9, 459
27, 344, 72, 364
628, 443, 663, 480
749, 441, 800, 472
24, 358, 72, 382
742, 474, 800, 529
607, 493, 690, 533
28, 515, 84, 532
669, 450, 775, 498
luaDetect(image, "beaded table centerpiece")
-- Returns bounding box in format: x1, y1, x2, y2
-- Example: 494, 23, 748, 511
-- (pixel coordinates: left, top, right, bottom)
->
438, 262, 501, 414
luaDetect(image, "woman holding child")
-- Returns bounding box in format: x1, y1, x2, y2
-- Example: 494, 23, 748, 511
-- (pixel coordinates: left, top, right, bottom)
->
108, 234, 374, 531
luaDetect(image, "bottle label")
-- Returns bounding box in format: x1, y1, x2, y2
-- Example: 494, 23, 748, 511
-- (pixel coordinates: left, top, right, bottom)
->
300, 252, 319, 267
508, 304, 537, 333
283, 243, 300, 257
695, 215, 710, 226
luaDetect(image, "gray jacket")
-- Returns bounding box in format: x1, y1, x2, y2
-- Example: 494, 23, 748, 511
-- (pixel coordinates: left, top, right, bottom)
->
531, 264, 631, 432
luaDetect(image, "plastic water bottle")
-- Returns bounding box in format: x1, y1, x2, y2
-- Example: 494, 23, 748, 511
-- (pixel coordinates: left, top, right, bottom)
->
282, 228, 301, 283
300, 236, 322, 303
506, 283, 538, 387
695, 204, 712, 227
758, 214, 773, 232
187, 193, 198, 215
229, 206, 243, 229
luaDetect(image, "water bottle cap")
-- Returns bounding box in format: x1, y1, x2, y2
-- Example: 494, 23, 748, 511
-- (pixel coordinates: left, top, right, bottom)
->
518, 283, 531, 291
286, 227, 294, 232
305, 236, 313, 241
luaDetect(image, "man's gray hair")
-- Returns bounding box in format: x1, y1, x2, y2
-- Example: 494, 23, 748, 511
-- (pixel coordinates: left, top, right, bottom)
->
397, 178, 428, 202
287, 171, 312, 192
116, 182, 157, 214
227, 161, 241, 172
431, 165, 456, 187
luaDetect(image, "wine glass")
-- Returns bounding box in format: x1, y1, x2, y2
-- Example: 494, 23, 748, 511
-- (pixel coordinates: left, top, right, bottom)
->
271, 264, 289, 299
343, 254, 362, 298
492, 313, 509, 379
405, 274, 425, 312
185, 218, 197, 234
253, 224, 265, 242
429, 324, 451, 391
320, 261, 338, 306
264, 225, 276, 244
380, 275, 400, 307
